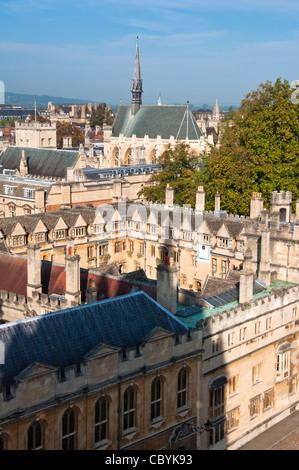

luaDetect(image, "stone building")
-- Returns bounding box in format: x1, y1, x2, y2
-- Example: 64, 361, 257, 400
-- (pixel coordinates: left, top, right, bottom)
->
15, 120, 57, 148
0, 290, 203, 450
103, 39, 208, 167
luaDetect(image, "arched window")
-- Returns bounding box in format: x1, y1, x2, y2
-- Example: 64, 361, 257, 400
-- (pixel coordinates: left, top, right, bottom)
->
177, 368, 187, 409
94, 397, 108, 444
27, 421, 43, 450
123, 387, 135, 431
62, 408, 77, 450
0, 435, 6, 450
151, 377, 162, 421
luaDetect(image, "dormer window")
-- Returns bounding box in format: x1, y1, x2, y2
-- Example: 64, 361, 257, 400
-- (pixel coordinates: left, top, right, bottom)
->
4, 185, 14, 195
24, 188, 34, 199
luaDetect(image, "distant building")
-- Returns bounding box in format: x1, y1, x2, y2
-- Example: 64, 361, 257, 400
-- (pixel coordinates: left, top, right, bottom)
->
103, 39, 208, 167
0, 80, 5, 105
15, 120, 57, 148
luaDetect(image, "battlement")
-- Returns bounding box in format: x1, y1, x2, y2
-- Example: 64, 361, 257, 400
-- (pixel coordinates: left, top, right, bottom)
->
0, 289, 69, 322
15, 121, 56, 130
271, 190, 292, 202
197, 282, 299, 336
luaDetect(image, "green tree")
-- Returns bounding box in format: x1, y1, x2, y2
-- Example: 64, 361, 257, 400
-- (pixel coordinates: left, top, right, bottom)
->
200, 78, 299, 215
89, 103, 113, 128
56, 121, 85, 148
138, 143, 202, 206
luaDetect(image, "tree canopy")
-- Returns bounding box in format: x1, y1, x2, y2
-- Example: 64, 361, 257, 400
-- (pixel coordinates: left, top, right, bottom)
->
89, 103, 113, 128
138, 143, 202, 206
56, 121, 84, 148
138, 79, 299, 216
200, 78, 299, 215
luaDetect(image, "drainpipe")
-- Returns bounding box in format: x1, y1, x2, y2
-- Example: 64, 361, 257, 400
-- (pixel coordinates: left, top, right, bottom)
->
117, 381, 122, 450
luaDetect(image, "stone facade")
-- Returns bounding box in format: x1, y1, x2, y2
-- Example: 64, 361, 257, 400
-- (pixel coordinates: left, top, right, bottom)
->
15, 121, 57, 148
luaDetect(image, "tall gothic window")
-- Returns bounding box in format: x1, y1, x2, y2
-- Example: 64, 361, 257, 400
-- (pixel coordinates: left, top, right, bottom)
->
177, 368, 187, 409
27, 421, 43, 450
151, 377, 162, 421
123, 387, 135, 431
94, 397, 108, 444
62, 409, 77, 450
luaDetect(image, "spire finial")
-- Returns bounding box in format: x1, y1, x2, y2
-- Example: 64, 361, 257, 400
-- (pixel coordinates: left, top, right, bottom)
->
131, 37, 143, 115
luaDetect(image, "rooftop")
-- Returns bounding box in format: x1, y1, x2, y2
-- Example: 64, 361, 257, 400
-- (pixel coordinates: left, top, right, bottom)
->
112, 105, 203, 140
176, 279, 297, 328
0, 291, 188, 387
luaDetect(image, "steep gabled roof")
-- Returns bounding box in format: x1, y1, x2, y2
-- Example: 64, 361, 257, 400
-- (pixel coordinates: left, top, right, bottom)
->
0, 291, 188, 386
0, 146, 79, 179
112, 105, 202, 140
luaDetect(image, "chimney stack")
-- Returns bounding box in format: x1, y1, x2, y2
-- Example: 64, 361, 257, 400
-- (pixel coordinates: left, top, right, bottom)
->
239, 270, 254, 304
258, 229, 271, 286
65, 240, 81, 305
165, 184, 174, 207
215, 192, 220, 211
156, 263, 178, 315
195, 186, 205, 212
27, 244, 42, 298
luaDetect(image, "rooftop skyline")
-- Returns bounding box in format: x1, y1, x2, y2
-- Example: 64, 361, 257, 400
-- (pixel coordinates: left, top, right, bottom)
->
0, 0, 298, 107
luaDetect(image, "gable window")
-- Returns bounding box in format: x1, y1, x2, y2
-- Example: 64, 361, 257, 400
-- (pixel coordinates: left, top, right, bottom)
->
4, 185, 14, 195
94, 397, 108, 444
52, 229, 66, 240
27, 421, 43, 450
8, 236, 25, 247
71, 227, 85, 237
9, 205, 16, 217
24, 188, 34, 199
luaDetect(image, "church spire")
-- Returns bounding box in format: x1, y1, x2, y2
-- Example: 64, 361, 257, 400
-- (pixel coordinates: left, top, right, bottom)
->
131, 37, 143, 115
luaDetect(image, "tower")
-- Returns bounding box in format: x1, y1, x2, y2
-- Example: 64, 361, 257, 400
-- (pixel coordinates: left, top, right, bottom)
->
131, 37, 143, 115
212, 99, 220, 120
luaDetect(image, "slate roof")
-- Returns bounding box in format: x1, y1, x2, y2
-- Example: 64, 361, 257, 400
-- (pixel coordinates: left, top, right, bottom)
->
0, 291, 188, 387
112, 105, 203, 140
0, 146, 79, 179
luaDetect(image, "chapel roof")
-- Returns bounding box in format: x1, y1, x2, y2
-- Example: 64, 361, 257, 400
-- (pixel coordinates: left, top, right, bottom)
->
112, 105, 203, 141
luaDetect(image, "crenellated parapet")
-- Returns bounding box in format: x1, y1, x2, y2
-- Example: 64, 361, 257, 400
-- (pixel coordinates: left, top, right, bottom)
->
197, 283, 299, 338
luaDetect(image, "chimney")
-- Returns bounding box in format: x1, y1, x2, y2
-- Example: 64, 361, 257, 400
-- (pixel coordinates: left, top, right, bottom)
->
27, 244, 42, 298
156, 263, 178, 315
195, 186, 205, 212
239, 270, 254, 304
19, 149, 28, 177
87, 278, 97, 303
89, 144, 94, 159
165, 184, 174, 207
215, 192, 220, 211
65, 241, 81, 305
258, 229, 271, 286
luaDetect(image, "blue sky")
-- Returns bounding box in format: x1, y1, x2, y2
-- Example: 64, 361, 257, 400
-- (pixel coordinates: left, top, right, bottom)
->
0, 0, 298, 107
